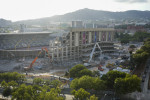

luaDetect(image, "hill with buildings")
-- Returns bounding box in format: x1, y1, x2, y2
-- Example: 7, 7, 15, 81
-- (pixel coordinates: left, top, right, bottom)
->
14, 8, 150, 25
0, 19, 12, 27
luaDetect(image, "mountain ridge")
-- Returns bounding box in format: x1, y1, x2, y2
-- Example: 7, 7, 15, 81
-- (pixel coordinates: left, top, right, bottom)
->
13, 8, 150, 25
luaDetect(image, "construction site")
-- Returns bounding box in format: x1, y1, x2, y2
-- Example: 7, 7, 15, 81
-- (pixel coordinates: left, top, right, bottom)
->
0, 27, 115, 76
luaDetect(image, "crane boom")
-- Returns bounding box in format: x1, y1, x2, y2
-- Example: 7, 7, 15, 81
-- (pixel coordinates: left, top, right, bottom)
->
24, 47, 50, 71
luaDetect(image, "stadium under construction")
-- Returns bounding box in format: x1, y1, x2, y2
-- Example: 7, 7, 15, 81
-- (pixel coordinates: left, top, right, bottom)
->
0, 28, 115, 68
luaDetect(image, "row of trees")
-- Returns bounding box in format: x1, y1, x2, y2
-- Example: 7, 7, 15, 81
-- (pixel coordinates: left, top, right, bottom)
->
115, 32, 150, 43
33, 78, 61, 88
11, 84, 63, 100
0, 72, 25, 83
69, 64, 141, 100
133, 38, 150, 65
101, 71, 141, 94
0, 72, 65, 100
70, 70, 141, 94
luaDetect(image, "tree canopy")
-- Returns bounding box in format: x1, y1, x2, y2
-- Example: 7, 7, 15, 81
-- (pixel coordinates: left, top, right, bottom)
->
33, 78, 43, 85
72, 88, 90, 100
101, 71, 141, 94
115, 32, 150, 43
11, 84, 64, 100
133, 38, 150, 65
114, 75, 141, 94
70, 75, 106, 91
69, 64, 92, 78
101, 71, 126, 90
0, 72, 25, 84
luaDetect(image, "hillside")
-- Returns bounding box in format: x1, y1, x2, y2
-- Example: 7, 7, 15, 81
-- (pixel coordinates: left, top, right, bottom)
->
14, 8, 150, 25
0, 19, 12, 27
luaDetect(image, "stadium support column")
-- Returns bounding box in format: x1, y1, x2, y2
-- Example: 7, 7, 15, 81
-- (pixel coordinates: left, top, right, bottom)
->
51, 49, 54, 62
111, 32, 114, 41
88, 32, 92, 43
66, 46, 68, 61
75, 32, 79, 46
62, 47, 64, 63
106, 32, 108, 42
75, 32, 79, 61
99, 31, 102, 41
70, 32, 72, 61
57, 47, 59, 61
70, 32, 72, 47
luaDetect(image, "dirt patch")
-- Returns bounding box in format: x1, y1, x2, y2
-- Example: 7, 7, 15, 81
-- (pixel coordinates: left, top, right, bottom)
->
52, 71, 66, 76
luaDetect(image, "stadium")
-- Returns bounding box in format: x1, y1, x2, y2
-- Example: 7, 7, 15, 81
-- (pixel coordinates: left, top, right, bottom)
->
0, 32, 53, 59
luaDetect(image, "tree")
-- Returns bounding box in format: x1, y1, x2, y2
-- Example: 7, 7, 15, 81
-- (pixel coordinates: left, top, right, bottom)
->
129, 45, 136, 49
89, 95, 98, 100
50, 80, 61, 88
70, 76, 94, 90
70, 76, 106, 91
101, 71, 126, 90
45, 80, 51, 86
70, 78, 79, 90
8, 81, 18, 88
12, 84, 64, 100
69, 64, 87, 78
114, 75, 141, 94
132, 32, 150, 42
118, 33, 131, 43
2, 87, 11, 98
132, 38, 150, 66
12, 84, 30, 100
92, 70, 100, 77
30, 85, 42, 100
79, 69, 92, 77
12, 84, 42, 100
93, 78, 106, 91
133, 51, 149, 64
72, 88, 90, 100
1, 80, 8, 88
40, 88, 64, 100
0, 72, 25, 84
33, 78, 43, 85
69, 64, 93, 78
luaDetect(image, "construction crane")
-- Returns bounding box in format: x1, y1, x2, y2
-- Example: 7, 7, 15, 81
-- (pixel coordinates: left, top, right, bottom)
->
24, 47, 50, 71
88, 42, 103, 62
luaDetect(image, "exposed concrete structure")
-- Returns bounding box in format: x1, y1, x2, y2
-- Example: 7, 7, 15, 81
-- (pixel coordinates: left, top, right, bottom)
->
0, 32, 52, 50
0, 32, 52, 59
0, 28, 115, 67
49, 28, 115, 65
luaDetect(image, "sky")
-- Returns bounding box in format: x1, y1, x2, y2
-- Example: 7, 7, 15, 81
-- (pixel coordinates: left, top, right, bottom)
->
0, 0, 150, 22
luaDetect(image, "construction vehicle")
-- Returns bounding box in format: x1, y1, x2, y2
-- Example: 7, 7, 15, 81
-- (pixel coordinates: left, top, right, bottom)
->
98, 65, 104, 71
24, 47, 50, 71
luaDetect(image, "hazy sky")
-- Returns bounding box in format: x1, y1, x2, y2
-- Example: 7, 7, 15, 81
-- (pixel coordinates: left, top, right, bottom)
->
0, 0, 150, 21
